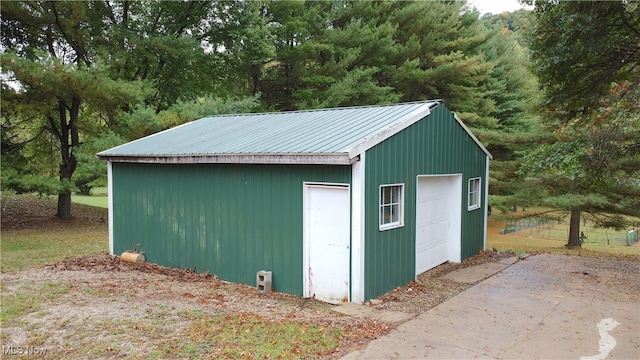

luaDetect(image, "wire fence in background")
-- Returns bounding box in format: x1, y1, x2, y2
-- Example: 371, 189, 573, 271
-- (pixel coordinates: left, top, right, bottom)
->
500, 217, 638, 246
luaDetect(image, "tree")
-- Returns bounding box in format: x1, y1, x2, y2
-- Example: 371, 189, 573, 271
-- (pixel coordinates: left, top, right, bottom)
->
1, 55, 148, 218
388, 0, 496, 126
256, 1, 401, 110
476, 9, 546, 213
209, 0, 276, 98
524, 0, 640, 247
1, 1, 151, 218
520, 83, 640, 247
1, 1, 233, 218
256, 0, 514, 116
528, 0, 640, 114
0, 82, 59, 195
2, 0, 549, 221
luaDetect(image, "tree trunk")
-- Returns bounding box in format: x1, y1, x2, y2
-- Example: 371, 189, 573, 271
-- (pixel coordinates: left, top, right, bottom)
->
54, 97, 80, 219
566, 208, 582, 248
56, 192, 73, 219
56, 161, 76, 218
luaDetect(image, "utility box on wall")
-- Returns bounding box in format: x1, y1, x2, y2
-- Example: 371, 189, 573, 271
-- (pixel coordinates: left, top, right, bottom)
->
257, 270, 272, 294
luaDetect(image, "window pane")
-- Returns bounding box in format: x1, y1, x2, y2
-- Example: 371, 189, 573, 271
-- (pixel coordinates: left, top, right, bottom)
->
382, 205, 391, 224
391, 203, 399, 222
380, 184, 403, 228
468, 178, 480, 209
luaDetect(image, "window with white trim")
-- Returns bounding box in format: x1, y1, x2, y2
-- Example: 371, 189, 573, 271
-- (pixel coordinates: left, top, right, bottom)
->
379, 184, 404, 230
468, 177, 481, 210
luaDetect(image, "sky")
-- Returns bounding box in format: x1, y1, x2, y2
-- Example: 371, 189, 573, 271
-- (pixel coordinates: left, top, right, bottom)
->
467, 0, 532, 15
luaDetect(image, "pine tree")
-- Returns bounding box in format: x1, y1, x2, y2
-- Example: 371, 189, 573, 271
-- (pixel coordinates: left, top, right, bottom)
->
524, 0, 640, 247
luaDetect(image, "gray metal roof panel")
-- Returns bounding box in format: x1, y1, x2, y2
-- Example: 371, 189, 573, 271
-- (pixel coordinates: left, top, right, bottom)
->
98, 101, 441, 163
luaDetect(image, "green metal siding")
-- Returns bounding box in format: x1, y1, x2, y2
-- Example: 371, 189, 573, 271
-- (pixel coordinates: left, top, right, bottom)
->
364, 104, 488, 299
111, 163, 351, 295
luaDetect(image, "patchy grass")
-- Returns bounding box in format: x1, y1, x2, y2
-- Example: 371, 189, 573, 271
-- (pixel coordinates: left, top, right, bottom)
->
1, 228, 107, 273
487, 216, 640, 259
1, 281, 72, 323
178, 313, 345, 359
1, 193, 109, 272
0, 268, 371, 359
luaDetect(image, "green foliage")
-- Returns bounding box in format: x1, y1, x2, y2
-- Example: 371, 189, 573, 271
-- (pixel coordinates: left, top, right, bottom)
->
518, 83, 640, 234
211, 1, 277, 97
468, 8, 543, 209
388, 1, 495, 119
1, 1, 253, 215
529, 1, 640, 113
74, 131, 125, 194
520, 140, 588, 181
480, 9, 533, 47
2, 0, 545, 218
523, 1, 640, 246
2, 53, 150, 110
1, 167, 61, 196
255, 0, 520, 117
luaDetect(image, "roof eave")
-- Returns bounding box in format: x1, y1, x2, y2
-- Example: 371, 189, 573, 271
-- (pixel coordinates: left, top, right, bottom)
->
96, 153, 357, 165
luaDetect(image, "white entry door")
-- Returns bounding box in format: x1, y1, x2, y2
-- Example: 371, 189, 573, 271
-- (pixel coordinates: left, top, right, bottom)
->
416, 176, 461, 275
304, 184, 350, 303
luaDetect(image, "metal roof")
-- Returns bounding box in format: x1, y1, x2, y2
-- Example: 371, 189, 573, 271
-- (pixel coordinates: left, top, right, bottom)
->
98, 100, 486, 165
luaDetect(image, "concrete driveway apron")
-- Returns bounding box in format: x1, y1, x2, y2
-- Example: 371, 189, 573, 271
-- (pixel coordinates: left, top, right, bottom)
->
342, 253, 640, 359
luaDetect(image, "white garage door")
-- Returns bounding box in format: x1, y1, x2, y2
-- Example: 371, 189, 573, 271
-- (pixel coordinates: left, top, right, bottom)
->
416, 176, 461, 275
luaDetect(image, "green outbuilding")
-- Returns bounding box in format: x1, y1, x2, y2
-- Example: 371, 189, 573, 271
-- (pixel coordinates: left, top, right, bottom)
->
98, 100, 492, 303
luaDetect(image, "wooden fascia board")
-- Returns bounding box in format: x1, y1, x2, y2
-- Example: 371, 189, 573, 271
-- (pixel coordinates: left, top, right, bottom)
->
97, 153, 357, 165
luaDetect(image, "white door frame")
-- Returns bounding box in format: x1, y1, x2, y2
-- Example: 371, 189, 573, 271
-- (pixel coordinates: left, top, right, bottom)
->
415, 174, 462, 277
303, 182, 351, 303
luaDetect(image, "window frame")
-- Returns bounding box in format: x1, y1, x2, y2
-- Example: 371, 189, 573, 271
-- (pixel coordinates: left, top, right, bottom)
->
468, 177, 481, 211
379, 183, 405, 231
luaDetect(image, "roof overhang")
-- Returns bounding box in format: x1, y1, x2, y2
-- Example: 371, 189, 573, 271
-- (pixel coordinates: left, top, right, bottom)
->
97, 153, 358, 165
